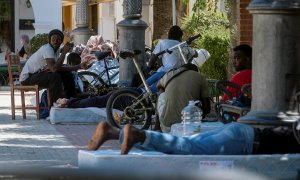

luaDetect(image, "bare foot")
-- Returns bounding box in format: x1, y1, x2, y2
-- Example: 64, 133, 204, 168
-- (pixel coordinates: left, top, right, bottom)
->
54, 98, 69, 108
121, 125, 146, 155
87, 121, 120, 150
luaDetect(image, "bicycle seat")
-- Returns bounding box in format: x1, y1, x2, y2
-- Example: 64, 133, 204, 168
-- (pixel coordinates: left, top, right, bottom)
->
95, 51, 111, 60
120, 49, 141, 59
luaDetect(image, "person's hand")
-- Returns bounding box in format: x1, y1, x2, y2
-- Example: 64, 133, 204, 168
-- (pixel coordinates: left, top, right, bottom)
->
62, 42, 71, 54
80, 59, 89, 69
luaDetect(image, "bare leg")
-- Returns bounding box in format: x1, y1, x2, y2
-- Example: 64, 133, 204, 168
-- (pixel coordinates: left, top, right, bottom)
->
121, 125, 146, 155
88, 121, 120, 150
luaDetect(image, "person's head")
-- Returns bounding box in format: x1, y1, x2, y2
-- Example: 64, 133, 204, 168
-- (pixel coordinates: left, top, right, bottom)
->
233, 44, 252, 71
48, 29, 64, 51
67, 52, 81, 66
20, 34, 29, 45
168, 25, 183, 41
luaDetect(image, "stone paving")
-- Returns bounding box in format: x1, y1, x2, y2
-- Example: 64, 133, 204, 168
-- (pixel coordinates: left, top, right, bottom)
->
1, 90, 300, 179
0, 90, 120, 174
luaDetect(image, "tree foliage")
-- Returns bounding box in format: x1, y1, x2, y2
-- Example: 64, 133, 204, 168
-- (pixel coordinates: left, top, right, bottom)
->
30, 33, 48, 54
181, 3, 230, 80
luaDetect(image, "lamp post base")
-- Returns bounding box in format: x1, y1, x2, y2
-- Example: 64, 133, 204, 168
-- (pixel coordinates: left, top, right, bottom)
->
238, 110, 299, 128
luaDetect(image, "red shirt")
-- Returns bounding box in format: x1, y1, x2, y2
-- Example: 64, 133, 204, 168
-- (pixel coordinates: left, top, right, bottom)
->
222, 69, 252, 102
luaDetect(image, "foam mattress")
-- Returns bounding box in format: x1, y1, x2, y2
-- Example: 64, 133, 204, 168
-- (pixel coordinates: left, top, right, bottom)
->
78, 149, 300, 179
49, 107, 107, 124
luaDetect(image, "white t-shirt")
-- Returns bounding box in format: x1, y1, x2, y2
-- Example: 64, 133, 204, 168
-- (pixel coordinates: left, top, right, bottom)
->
20, 44, 60, 82
153, 39, 195, 73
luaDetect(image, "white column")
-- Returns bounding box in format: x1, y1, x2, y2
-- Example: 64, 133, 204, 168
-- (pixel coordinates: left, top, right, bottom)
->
99, 2, 116, 41
31, 0, 62, 34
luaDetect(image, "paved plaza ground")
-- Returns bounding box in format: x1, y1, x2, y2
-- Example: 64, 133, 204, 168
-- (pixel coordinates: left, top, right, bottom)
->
1, 89, 300, 179
0, 89, 121, 178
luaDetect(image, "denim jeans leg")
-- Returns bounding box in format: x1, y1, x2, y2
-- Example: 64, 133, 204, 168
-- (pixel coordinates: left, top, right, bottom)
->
119, 122, 255, 155
137, 130, 194, 154
146, 72, 166, 93
119, 129, 193, 154
189, 122, 254, 155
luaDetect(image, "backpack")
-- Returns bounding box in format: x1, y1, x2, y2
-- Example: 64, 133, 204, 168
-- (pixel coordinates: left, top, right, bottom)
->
39, 90, 49, 119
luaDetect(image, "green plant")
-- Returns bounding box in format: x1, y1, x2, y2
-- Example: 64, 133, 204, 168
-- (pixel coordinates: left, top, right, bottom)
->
30, 33, 48, 54
198, 31, 229, 80
181, 10, 230, 80
153, 39, 160, 47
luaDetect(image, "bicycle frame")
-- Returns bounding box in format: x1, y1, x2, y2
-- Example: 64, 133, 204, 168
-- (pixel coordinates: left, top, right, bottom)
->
102, 58, 119, 85
131, 54, 156, 110
121, 34, 201, 107
162, 41, 189, 63
95, 62, 119, 85
119, 50, 157, 112
155, 34, 200, 64
113, 34, 200, 128
87, 58, 119, 86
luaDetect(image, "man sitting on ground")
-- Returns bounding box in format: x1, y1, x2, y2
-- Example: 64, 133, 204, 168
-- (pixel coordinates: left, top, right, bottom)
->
156, 63, 211, 132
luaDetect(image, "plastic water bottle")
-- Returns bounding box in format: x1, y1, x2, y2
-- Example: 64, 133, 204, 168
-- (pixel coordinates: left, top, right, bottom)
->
181, 100, 203, 136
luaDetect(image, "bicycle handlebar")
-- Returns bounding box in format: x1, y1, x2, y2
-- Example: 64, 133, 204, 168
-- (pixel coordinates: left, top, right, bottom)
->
155, 34, 200, 57
186, 34, 200, 45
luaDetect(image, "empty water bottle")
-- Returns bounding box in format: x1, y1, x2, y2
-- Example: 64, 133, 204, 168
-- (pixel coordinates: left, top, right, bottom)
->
181, 100, 203, 136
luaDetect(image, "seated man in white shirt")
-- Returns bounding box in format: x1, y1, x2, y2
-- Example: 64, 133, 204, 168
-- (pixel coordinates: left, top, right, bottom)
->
20, 29, 87, 106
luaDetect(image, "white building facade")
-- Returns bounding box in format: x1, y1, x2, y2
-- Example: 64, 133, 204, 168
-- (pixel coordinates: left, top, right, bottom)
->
0, 0, 204, 64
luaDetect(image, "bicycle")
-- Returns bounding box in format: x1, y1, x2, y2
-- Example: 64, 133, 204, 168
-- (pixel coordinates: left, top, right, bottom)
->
78, 51, 119, 96
105, 34, 201, 130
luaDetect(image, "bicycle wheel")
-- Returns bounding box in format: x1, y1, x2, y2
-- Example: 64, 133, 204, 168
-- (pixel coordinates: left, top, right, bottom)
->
106, 89, 152, 130
78, 71, 105, 95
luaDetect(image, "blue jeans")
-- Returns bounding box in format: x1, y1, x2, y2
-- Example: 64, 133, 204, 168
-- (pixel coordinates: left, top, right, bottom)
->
145, 71, 166, 93
120, 122, 254, 155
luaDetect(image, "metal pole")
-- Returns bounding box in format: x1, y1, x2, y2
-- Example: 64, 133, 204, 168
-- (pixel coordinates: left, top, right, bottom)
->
172, 0, 176, 25
117, 0, 148, 86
